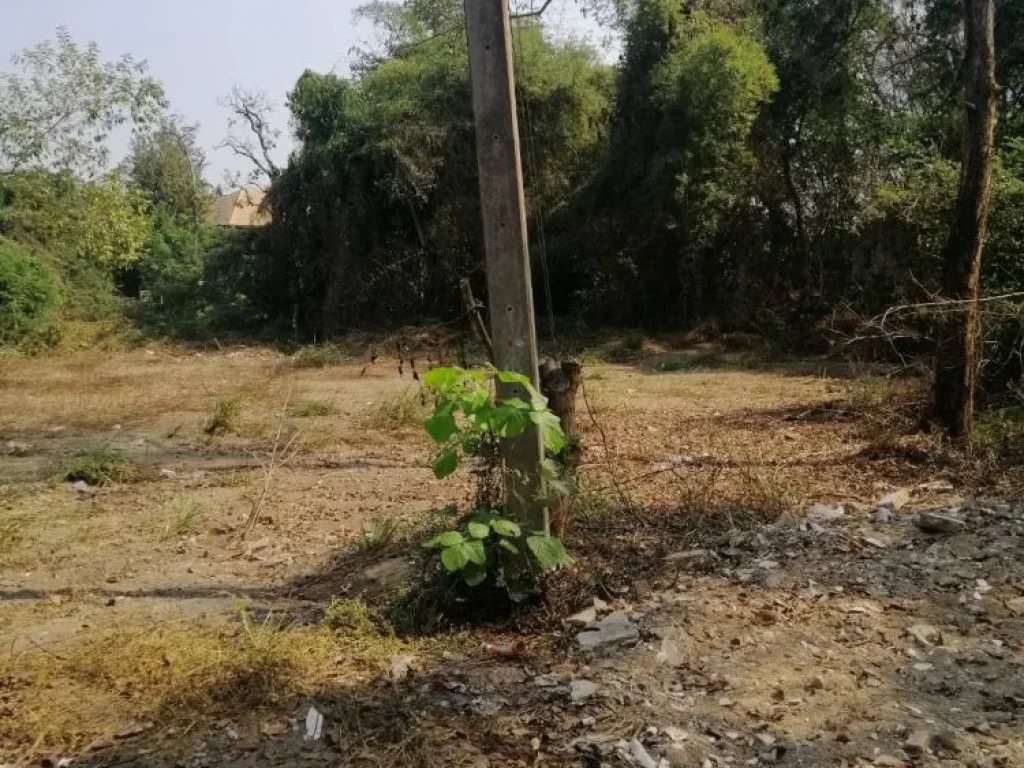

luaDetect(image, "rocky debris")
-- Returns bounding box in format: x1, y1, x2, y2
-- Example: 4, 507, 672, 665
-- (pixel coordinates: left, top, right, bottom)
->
572, 733, 619, 759
662, 726, 689, 743
629, 737, 667, 768
656, 636, 686, 668
873, 507, 894, 524
906, 624, 943, 647
903, 730, 932, 758
576, 611, 640, 651
569, 679, 598, 704
566, 606, 598, 626
877, 488, 911, 511
664, 548, 711, 565
808, 503, 845, 523
916, 510, 967, 534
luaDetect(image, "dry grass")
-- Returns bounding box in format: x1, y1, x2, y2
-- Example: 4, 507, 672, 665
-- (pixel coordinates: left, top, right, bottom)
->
1, 602, 437, 762
360, 388, 428, 432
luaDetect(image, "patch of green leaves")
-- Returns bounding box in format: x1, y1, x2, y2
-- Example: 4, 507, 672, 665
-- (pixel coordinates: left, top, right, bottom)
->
423, 512, 572, 599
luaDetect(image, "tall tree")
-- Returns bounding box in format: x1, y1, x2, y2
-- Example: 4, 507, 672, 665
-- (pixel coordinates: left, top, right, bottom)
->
931, 0, 998, 439
0, 28, 165, 177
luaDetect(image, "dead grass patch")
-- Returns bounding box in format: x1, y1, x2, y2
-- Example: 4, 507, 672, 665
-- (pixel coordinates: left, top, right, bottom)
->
1, 603, 437, 762
360, 388, 428, 432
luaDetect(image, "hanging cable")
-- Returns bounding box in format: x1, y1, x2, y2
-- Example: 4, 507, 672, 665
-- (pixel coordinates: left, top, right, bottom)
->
510, 2, 559, 351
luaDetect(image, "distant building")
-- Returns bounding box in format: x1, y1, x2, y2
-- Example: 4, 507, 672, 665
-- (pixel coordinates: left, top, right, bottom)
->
210, 187, 270, 228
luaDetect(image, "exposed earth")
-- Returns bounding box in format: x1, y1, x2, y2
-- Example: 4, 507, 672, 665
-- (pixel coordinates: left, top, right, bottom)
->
1, 340, 1021, 767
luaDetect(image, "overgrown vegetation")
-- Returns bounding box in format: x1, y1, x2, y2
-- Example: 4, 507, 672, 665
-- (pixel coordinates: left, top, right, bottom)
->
55, 445, 135, 486
2, 2, 1024, 444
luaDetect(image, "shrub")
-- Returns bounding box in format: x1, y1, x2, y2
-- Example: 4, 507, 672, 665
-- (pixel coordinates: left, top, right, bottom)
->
205, 392, 244, 435
290, 344, 345, 369
0, 238, 61, 345
360, 389, 428, 431
56, 445, 135, 486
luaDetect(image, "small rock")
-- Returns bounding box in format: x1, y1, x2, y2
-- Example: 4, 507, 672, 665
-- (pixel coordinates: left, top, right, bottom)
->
656, 637, 686, 668
903, 730, 932, 757
389, 654, 415, 683
916, 511, 966, 534
114, 721, 151, 740
808, 503, 845, 522
873, 756, 908, 767
629, 738, 663, 768
663, 726, 689, 743
663, 548, 709, 565
931, 730, 958, 753
570, 679, 598, 704
592, 597, 610, 612
877, 488, 911, 511
718, 697, 734, 708
873, 507, 894, 524
159, 468, 178, 478
907, 624, 943, 647
566, 606, 598, 626
576, 611, 639, 651
572, 734, 617, 759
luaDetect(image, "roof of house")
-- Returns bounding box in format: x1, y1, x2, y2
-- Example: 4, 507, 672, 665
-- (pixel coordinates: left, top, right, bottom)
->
210, 187, 270, 227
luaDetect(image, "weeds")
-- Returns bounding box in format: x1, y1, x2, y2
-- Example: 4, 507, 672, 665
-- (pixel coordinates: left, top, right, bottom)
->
55, 445, 135, 486
165, 496, 204, 537
356, 516, 403, 551
205, 392, 244, 435
0, 518, 22, 554
291, 344, 345, 369
290, 399, 339, 418
360, 388, 427, 431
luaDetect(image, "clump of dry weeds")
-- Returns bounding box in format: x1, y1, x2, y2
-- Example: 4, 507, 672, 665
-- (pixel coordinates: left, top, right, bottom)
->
1, 602, 440, 763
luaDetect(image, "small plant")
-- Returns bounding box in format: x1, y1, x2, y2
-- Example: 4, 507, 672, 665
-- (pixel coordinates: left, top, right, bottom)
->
165, 496, 204, 537
652, 354, 691, 373
322, 597, 379, 636
291, 344, 345, 369
356, 515, 402, 551
290, 399, 338, 418
205, 392, 243, 435
420, 365, 574, 601
361, 389, 428, 431
424, 511, 573, 599
56, 445, 134, 486
421, 365, 566, 481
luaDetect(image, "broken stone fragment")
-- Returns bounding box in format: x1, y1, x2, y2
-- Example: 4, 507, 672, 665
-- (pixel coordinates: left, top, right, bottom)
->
915, 511, 966, 534
576, 611, 640, 651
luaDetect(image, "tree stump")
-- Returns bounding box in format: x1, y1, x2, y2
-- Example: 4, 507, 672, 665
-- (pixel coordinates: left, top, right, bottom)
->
540, 357, 582, 537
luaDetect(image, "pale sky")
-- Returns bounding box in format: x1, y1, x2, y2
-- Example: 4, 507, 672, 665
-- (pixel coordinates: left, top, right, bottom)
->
0, 1, 615, 183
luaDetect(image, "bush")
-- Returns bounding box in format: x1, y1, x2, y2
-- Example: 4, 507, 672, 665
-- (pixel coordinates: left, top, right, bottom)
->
56, 446, 135, 486
0, 238, 61, 345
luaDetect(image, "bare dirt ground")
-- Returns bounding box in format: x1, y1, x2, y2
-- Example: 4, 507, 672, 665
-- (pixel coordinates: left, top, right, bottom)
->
1, 341, 1021, 767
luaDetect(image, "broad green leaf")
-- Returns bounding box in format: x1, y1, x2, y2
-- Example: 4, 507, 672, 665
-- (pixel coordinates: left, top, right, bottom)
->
495, 369, 532, 388
441, 544, 469, 572
432, 447, 458, 479
530, 410, 567, 453
462, 562, 487, 586
498, 538, 519, 555
422, 367, 458, 391
433, 530, 464, 548
500, 397, 531, 410
467, 521, 490, 539
462, 539, 486, 565
424, 405, 458, 443
491, 405, 528, 437
490, 518, 521, 537
527, 534, 574, 570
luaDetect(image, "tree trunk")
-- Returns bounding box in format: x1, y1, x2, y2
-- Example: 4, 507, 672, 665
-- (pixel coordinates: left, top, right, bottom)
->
931, 0, 997, 441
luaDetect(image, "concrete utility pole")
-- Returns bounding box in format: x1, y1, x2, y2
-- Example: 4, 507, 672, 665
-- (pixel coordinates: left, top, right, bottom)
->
464, 0, 547, 533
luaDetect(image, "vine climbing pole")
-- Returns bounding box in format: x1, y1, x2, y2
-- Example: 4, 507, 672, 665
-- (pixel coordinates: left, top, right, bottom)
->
464, 0, 547, 534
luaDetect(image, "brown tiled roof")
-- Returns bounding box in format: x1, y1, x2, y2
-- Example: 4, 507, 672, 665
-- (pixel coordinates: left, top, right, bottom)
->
210, 187, 270, 227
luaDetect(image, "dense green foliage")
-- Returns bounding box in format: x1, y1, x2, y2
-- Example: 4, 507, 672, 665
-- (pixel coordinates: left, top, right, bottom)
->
2, 2, 1024, 415
0, 237, 60, 344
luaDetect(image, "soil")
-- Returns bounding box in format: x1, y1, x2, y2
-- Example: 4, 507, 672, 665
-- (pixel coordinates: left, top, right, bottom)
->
1, 342, 1021, 767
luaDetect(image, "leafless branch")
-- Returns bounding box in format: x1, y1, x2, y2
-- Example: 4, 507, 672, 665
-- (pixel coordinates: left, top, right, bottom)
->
217, 86, 281, 187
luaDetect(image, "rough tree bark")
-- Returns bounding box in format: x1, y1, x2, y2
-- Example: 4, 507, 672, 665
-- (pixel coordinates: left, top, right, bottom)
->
540, 357, 581, 538
931, 0, 997, 441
